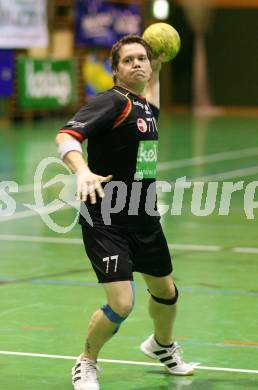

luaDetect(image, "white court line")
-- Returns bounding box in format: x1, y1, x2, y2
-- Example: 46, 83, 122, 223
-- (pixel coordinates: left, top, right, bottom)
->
14, 147, 258, 193
0, 234, 82, 244
157, 147, 258, 171
12, 177, 75, 194
0, 209, 43, 222
233, 247, 258, 254
195, 365, 258, 374
0, 234, 258, 255
192, 166, 258, 182
0, 203, 72, 223
0, 350, 257, 375
168, 244, 221, 252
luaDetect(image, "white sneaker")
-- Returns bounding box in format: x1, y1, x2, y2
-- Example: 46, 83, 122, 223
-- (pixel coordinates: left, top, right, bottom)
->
140, 334, 194, 376
72, 357, 100, 390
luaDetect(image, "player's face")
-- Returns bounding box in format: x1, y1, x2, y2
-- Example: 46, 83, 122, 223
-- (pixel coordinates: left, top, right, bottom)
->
114, 43, 152, 90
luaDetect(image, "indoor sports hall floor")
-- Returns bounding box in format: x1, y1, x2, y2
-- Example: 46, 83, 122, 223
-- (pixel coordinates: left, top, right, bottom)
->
1, 112, 258, 389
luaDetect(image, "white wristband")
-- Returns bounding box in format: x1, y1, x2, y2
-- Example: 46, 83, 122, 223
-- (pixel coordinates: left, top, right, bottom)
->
58, 138, 82, 159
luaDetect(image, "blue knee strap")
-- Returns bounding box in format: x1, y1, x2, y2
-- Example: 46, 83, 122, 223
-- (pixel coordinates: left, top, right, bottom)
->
131, 281, 136, 305
101, 281, 136, 325
101, 304, 126, 324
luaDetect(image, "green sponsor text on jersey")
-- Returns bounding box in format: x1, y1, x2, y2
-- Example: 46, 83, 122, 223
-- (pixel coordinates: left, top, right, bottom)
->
135, 140, 158, 180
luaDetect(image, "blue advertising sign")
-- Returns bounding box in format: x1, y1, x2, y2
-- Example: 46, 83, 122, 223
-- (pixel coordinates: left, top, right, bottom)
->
75, 0, 142, 48
0, 50, 14, 97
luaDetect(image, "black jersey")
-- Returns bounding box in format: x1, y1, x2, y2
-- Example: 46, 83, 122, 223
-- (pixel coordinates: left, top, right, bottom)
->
60, 86, 160, 231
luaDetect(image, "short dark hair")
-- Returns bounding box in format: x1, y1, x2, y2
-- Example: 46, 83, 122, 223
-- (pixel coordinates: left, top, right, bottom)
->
110, 35, 152, 83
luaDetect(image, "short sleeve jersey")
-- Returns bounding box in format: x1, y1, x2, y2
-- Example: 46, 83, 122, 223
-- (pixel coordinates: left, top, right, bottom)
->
59, 86, 160, 231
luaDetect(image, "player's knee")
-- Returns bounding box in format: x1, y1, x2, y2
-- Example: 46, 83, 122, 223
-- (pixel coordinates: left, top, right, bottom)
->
101, 300, 133, 324
110, 298, 134, 318
148, 283, 179, 305
101, 281, 136, 324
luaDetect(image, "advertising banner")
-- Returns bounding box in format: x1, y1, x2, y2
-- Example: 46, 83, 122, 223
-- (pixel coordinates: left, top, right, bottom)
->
0, 50, 14, 97
17, 57, 77, 109
0, 0, 48, 48
75, 0, 141, 48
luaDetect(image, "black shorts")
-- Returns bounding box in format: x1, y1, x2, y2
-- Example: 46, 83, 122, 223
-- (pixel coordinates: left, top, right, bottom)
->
81, 222, 173, 283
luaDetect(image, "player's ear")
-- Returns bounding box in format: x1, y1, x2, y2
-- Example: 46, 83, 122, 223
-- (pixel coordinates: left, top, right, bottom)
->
112, 70, 117, 83
113, 69, 118, 83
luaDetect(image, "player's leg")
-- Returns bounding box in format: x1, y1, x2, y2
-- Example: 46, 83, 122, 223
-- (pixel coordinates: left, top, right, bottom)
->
140, 272, 193, 375
82, 280, 134, 361
133, 224, 194, 375
73, 280, 134, 390
72, 224, 135, 389
141, 272, 177, 345
133, 224, 176, 344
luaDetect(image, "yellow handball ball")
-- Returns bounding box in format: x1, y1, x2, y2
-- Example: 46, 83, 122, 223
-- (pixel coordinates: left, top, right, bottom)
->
142, 22, 181, 62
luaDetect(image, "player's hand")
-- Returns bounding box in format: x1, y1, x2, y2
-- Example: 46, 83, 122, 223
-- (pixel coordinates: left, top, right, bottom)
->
76, 168, 113, 204
151, 53, 165, 72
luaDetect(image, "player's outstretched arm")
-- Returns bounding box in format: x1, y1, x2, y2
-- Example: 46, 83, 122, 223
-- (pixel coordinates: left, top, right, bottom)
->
55, 133, 112, 204
145, 53, 164, 109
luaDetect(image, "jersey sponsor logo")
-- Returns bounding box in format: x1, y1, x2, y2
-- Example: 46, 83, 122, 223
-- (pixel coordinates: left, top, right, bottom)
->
133, 100, 144, 109
144, 104, 151, 114
135, 140, 158, 179
67, 120, 88, 128
136, 117, 158, 133
133, 99, 152, 115
137, 118, 147, 133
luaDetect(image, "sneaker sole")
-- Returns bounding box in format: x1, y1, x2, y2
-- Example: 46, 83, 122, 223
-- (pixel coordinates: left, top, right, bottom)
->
140, 342, 194, 376
165, 366, 194, 376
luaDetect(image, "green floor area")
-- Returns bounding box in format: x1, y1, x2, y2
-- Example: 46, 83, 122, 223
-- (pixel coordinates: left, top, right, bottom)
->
1, 113, 258, 389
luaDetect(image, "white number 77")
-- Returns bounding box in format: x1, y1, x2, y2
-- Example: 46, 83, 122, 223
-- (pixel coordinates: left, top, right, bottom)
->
103, 255, 119, 273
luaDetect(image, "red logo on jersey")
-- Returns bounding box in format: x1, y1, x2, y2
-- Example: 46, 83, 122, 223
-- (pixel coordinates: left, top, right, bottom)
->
137, 118, 147, 133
